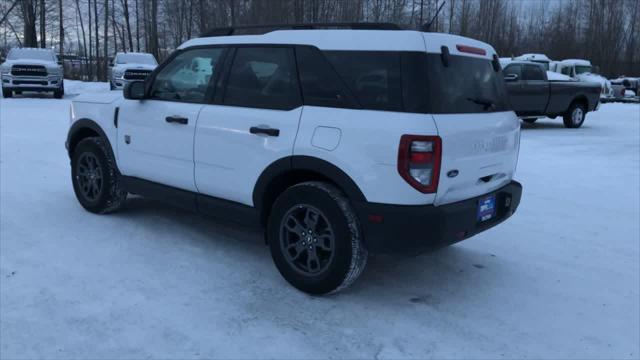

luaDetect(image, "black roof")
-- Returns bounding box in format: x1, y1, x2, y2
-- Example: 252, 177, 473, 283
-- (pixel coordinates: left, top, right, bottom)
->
199, 23, 402, 37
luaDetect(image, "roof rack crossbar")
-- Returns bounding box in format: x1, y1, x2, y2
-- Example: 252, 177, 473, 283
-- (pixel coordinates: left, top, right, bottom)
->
199, 22, 402, 37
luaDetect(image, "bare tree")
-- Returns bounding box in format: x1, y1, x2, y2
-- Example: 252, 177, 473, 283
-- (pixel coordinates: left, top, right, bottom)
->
21, 0, 37, 47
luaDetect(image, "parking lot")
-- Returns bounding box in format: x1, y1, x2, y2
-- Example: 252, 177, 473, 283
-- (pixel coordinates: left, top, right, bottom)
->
1, 81, 638, 359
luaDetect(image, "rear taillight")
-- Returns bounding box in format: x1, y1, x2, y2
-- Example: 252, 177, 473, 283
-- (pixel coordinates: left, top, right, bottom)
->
397, 135, 442, 193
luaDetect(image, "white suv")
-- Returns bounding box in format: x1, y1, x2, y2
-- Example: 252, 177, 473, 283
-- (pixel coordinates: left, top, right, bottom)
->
108, 52, 158, 90
1, 48, 64, 98
66, 24, 522, 294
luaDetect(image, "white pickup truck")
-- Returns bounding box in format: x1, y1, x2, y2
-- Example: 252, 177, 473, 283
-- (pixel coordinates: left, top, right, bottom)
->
0, 47, 64, 98
553, 59, 613, 100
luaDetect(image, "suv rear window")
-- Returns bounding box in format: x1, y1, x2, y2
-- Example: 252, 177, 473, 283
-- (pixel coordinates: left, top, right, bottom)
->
307, 50, 509, 114
406, 53, 509, 114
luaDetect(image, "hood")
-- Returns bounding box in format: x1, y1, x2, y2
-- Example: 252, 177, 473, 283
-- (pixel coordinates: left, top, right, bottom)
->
576, 73, 608, 85
576, 73, 612, 95
72, 92, 123, 105
547, 71, 573, 81
1, 59, 58, 68
113, 63, 157, 71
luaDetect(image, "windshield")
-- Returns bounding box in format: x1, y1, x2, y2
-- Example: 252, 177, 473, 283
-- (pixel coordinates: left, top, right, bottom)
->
575, 65, 592, 74
116, 53, 157, 65
7, 49, 54, 61
408, 53, 509, 114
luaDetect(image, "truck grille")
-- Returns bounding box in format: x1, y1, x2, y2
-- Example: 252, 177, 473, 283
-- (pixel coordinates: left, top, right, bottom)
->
11, 65, 47, 77
123, 69, 152, 80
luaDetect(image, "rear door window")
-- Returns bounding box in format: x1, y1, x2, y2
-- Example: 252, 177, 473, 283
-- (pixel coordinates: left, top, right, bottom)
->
323, 51, 403, 112
295, 46, 358, 109
522, 65, 545, 81
223, 47, 301, 110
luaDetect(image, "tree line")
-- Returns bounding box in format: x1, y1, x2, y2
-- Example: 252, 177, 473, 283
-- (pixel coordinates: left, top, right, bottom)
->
0, 0, 638, 79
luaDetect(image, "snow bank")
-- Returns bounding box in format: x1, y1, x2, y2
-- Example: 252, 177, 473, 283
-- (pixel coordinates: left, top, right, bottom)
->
0, 87, 638, 359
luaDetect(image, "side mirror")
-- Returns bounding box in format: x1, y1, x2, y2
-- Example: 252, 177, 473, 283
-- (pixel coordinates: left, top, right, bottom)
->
124, 81, 146, 99
109, 62, 114, 67
57, 60, 63, 66
504, 74, 519, 82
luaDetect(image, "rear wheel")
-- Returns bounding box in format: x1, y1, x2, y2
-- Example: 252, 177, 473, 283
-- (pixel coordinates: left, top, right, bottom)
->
267, 182, 368, 295
71, 137, 126, 214
563, 102, 586, 128
1, 88, 11, 98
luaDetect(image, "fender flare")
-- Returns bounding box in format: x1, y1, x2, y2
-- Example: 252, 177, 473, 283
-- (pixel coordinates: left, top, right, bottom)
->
66, 118, 116, 163
252, 155, 367, 211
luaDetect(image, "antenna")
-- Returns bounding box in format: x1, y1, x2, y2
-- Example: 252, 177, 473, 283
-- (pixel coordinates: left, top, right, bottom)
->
421, 0, 446, 32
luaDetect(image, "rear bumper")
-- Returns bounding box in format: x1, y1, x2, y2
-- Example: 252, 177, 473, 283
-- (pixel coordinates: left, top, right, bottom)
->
353, 181, 522, 254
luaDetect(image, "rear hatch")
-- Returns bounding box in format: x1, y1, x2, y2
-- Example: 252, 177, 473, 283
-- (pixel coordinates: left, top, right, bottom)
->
421, 35, 520, 205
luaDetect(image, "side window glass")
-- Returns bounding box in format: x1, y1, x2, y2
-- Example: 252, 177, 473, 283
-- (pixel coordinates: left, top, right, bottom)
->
150, 48, 223, 103
503, 65, 521, 79
561, 66, 571, 76
324, 51, 403, 112
295, 46, 358, 109
523, 65, 544, 81
223, 47, 301, 110
401, 52, 429, 113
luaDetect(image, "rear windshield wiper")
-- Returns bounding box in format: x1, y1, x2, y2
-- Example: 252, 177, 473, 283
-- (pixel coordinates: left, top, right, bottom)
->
467, 97, 496, 111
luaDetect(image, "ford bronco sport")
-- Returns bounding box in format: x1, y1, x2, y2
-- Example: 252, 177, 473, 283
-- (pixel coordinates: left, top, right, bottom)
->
66, 23, 522, 295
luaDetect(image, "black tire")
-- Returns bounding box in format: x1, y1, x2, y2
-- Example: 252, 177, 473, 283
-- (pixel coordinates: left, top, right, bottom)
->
563, 102, 587, 128
1, 88, 11, 98
53, 81, 64, 99
267, 181, 368, 295
71, 137, 126, 214
522, 118, 537, 124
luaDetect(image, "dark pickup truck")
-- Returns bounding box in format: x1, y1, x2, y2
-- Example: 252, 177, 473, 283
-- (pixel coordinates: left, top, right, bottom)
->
503, 61, 601, 128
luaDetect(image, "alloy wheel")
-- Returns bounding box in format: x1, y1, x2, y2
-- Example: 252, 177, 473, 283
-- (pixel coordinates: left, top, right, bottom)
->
76, 152, 103, 201
279, 204, 335, 275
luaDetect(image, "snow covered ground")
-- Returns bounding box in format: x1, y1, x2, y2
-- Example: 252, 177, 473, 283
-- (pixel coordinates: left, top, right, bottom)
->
1, 80, 639, 359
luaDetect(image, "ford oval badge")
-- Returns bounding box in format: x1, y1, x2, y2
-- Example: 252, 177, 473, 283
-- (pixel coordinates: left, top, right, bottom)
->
447, 170, 459, 178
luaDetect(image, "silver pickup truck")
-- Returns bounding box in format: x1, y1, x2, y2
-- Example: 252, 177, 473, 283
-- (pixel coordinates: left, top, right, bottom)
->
503, 61, 601, 128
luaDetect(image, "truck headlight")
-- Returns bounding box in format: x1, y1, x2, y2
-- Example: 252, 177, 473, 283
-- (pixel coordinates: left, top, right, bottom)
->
114, 70, 124, 78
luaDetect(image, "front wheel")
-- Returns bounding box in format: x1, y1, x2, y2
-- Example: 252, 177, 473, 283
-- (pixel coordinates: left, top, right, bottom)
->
71, 137, 126, 214
267, 182, 368, 295
53, 81, 64, 99
563, 102, 586, 128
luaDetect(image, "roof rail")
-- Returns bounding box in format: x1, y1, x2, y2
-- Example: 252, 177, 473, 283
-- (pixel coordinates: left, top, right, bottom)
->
199, 22, 402, 37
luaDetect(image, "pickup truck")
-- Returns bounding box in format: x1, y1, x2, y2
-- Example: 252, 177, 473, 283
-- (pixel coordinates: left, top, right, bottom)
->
503, 61, 601, 128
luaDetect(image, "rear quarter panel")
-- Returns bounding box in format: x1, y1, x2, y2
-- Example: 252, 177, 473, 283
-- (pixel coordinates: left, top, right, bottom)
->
295, 106, 439, 205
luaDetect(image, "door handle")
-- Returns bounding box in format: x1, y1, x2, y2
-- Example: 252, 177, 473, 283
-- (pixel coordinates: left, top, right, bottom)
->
250, 126, 280, 137
165, 116, 188, 125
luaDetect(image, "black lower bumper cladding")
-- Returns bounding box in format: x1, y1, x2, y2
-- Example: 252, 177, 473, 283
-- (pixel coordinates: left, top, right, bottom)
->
354, 181, 522, 254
